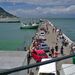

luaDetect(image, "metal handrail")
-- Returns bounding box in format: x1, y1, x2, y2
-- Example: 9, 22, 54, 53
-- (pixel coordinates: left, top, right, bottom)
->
0, 54, 75, 75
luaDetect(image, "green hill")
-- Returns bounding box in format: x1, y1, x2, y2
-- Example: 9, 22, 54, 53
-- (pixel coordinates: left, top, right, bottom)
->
0, 7, 17, 18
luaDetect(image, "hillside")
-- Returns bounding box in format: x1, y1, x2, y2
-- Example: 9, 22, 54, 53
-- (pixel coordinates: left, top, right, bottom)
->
0, 7, 17, 18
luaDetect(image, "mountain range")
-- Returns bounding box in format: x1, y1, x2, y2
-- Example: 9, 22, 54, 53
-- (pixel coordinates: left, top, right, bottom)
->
0, 7, 17, 18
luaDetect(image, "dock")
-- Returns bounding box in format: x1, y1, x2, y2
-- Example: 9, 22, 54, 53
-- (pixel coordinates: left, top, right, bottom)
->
28, 19, 73, 75
0, 21, 20, 23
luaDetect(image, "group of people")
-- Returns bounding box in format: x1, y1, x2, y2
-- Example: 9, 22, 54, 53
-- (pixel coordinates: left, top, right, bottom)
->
70, 40, 75, 54
60, 35, 69, 46
31, 39, 41, 51
48, 43, 64, 59
52, 25, 69, 47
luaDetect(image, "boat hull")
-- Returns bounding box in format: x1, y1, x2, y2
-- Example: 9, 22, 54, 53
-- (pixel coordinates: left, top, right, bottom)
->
20, 25, 39, 29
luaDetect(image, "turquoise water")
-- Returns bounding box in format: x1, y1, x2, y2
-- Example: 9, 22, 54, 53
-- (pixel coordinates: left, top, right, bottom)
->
47, 18, 75, 41
0, 18, 75, 49
0, 18, 40, 49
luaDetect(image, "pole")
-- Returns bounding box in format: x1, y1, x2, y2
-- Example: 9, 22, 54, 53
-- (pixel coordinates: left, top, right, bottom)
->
28, 36, 29, 49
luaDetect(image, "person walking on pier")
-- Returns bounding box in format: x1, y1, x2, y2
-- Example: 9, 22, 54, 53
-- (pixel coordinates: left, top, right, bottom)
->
51, 47, 54, 58
55, 51, 58, 57
55, 43, 58, 51
60, 46, 64, 56
52, 27, 54, 33
35, 33, 38, 39
56, 36, 59, 42
70, 47, 73, 54
32, 45, 35, 51
55, 26, 57, 33
48, 51, 52, 58
61, 36, 65, 45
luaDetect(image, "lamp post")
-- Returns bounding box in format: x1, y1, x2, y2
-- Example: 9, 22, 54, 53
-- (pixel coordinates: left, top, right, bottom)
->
25, 36, 31, 50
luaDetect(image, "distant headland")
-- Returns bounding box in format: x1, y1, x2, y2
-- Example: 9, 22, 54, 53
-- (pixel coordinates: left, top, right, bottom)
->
0, 7, 19, 19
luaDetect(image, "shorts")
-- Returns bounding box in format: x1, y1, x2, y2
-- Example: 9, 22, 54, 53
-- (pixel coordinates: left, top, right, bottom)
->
52, 52, 54, 55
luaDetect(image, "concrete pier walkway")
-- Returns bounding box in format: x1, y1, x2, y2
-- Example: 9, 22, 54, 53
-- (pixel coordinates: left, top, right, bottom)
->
44, 22, 72, 74
29, 20, 72, 75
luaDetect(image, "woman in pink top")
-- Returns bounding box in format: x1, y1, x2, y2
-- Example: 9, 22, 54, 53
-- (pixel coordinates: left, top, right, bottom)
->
55, 51, 58, 57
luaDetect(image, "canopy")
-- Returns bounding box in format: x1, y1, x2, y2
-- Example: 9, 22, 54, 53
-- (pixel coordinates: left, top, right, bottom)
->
38, 58, 57, 75
0, 41, 24, 51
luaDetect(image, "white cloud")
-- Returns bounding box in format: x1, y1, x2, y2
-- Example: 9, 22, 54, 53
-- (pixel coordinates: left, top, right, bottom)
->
9, 5, 75, 17
0, 0, 75, 5
36, 7, 41, 9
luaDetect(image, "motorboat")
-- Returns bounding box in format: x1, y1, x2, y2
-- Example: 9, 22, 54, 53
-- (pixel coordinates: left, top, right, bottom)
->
29, 21, 39, 25
39, 18, 43, 22
20, 22, 39, 29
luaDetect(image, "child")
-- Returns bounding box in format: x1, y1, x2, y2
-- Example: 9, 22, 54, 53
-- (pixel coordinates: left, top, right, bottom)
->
24, 47, 27, 51
48, 51, 52, 58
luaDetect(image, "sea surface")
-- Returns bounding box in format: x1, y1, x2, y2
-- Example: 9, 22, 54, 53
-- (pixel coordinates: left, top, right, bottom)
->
0, 17, 75, 50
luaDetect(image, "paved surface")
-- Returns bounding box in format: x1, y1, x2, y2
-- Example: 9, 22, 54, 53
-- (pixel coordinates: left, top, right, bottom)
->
44, 23, 72, 75
28, 20, 72, 75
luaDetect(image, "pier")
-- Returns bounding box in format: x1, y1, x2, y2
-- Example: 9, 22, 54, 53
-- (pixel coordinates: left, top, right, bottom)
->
29, 19, 73, 75
0, 20, 20, 23
0, 19, 74, 75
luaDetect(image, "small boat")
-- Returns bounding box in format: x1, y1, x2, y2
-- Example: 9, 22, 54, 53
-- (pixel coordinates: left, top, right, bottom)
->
20, 22, 39, 29
39, 18, 43, 22
29, 21, 39, 25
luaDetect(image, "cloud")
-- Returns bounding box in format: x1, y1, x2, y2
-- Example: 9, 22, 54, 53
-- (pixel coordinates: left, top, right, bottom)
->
9, 5, 75, 17
0, 0, 75, 5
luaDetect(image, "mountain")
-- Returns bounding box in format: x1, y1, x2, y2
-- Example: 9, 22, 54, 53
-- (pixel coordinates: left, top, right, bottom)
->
0, 7, 17, 18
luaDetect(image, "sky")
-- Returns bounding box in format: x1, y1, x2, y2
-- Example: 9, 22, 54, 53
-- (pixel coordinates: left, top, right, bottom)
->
0, 0, 75, 17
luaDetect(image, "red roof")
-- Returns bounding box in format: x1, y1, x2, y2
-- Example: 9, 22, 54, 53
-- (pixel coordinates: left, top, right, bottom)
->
35, 50, 45, 53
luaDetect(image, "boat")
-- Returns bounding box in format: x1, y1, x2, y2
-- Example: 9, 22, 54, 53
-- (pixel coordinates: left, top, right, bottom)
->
20, 23, 39, 29
39, 18, 43, 22
29, 21, 39, 25
32, 23, 39, 26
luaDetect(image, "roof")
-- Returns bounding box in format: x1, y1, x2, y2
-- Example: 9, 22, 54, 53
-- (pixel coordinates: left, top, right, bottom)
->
38, 58, 56, 74
60, 64, 75, 75
0, 41, 24, 51
0, 51, 29, 70
35, 50, 45, 53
